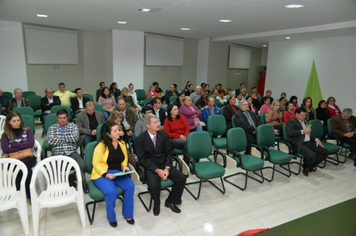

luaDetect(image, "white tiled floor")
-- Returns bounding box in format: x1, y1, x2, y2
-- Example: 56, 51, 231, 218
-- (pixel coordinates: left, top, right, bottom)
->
1, 123, 356, 236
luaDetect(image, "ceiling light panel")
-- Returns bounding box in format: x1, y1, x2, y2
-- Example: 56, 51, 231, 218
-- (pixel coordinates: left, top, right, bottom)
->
219, 19, 231, 23
36, 14, 48, 18
285, 4, 305, 9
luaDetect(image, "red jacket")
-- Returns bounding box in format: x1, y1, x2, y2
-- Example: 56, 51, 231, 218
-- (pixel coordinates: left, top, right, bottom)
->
283, 110, 295, 123
326, 105, 341, 118
164, 116, 190, 139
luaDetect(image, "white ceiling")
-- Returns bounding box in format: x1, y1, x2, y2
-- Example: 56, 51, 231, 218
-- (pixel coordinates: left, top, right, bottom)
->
0, 0, 355, 47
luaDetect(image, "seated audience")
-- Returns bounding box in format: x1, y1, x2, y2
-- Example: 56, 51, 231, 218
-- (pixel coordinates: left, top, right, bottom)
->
301, 97, 316, 122
1, 111, 36, 200
146, 85, 160, 98
216, 89, 228, 106
92, 122, 135, 227
202, 97, 221, 126
119, 87, 139, 113
135, 114, 186, 216
200, 82, 206, 90
326, 96, 342, 118
251, 87, 262, 102
190, 86, 202, 104
72, 88, 90, 116
179, 96, 202, 132
41, 87, 61, 121
265, 101, 284, 136
235, 92, 245, 107
261, 90, 273, 106
281, 92, 287, 98
211, 87, 219, 98
76, 101, 104, 147
225, 88, 233, 100
279, 97, 287, 112
245, 95, 257, 115
316, 100, 330, 126
164, 104, 190, 163
96, 82, 106, 102
107, 111, 128, 142
283, 102, 295, 123
109, 82, 121, 101
116, 98, 137, 137
7, 88, 31, 111
241, 88, 248, 99
152, 82, 165, 101
173, 92, 185, 109
289, 95, 299, 111
182, 81, 192, 95
195, 91, 208, 109
151, 97, 165, 130
251, 92, 261, 111
223, 95, 239, 130
234, 101, 261, 153
165, 84, 178, 105
204, 84, 211, 96
134, 106, 152, 138
0, 88, 9, 115
54, 82, 75, 107
286, 107, 329, 176
331, 108, 356, 165
98, 87, 116, 120
234, 83, 245, 96
128, 83, 141, 110
259, 97, 272, 114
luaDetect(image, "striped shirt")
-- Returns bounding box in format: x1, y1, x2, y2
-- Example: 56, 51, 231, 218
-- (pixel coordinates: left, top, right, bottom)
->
47, 122, 79, 156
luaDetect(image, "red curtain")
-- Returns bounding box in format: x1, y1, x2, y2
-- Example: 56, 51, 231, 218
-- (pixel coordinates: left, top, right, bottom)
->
257, 70, 266, 98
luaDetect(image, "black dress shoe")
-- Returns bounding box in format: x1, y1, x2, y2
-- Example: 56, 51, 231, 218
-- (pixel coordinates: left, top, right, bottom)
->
354, 160, 356, 167
153, 208, 160, 216
165, 200, 181, 213
302, 167, 309, 177
125, 218, 135, 225
109, 221, 117, 227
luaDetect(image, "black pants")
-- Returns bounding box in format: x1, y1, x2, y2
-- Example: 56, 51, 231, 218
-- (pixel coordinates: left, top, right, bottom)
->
273, 125, 283, 136
245, 132, 257, 154
146, 167, 186, 208
171, 138, 189, 165
343, 136, 356, 155
16, 156, 37, 199
301, 142, 329, 168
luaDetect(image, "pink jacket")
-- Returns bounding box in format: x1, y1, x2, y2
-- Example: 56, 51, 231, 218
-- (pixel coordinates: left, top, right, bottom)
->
179, 103, 202, 130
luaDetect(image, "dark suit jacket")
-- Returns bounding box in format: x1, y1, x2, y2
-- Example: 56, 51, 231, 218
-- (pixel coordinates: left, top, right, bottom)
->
116, 108, 138, 132
234, 110, 261, 134
286, 117, 316, 153
71, 97, 90, 114
41, 96, 61, 114
152, 108, 166, 126
331, 115, 356, 139
135, 130, 172, 173
76, 110, 105, 145
223, 104, 240, 130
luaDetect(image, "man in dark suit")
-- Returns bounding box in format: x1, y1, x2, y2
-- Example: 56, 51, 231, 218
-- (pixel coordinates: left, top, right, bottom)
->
71, 88, 90, 116
165, 84, 178, 105
41, 87, 61, 120
331, 108, 356, 166
151, 97, 166, 130
286, 107, 329, 176
76, 101, 105, 147
223, 95, 240, 130
234, 101, 261, 153
135, 114, 186, 216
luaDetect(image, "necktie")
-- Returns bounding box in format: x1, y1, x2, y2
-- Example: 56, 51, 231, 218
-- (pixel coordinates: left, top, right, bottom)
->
153, 135, 156, 149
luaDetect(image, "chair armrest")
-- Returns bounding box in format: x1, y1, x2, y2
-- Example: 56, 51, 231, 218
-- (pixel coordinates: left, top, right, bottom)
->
207, 131, 214, 145
250, 144, 267, 160
171, 155, 183, 173
213, 149, 227, 168
139, 165, 146, 184
128, 163, 140, 183
325, 133, 341, 145
277, 140, 292, 154
226, 149, 242, 167
184, 153, 196, 175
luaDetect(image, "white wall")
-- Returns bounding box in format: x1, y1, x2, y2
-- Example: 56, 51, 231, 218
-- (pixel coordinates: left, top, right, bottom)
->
0, 20, 28, 92
196, 38, 210, 86
111, 30, 144, 89
266, 35, 356, 111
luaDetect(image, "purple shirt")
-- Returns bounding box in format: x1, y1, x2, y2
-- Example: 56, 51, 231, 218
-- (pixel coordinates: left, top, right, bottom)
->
1, 128, 35, 153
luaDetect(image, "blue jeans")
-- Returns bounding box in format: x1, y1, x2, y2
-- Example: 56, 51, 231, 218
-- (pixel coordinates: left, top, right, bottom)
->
83, 135, 96, 147
93, 170, 135, 222
103, 111, 110, 120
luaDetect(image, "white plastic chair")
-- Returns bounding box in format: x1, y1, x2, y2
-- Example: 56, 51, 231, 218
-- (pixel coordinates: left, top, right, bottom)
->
0, 158, 29, 235
0, 115, 6, 139
30, 156, 86, 236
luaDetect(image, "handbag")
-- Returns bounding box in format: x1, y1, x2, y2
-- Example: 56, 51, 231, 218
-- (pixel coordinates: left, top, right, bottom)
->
6, 148, 33, 160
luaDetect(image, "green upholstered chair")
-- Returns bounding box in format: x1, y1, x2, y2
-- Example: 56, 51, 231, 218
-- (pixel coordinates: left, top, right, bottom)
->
41, 114, 57, 159
327, 118, 350, 162
126, 103, 131, 109
83, 94, 94, 102
96, 124, 103, 141
169, 96, 177, 105
232, 115, 236, 128
207, 115, 227, 149
135, 89, 146, 106
22, 91, 36, 98
224, 128, 264, 190
260, 112, 266, 124
13, 107, 34, 118
2, 91, 13, 99
220, 106, 225, 116
51, 105, 71, 118
255, 124, 291, 182
94, 103, 104, 113
184, 131, 226, 200
21, 115, 35, 135
27, 95, 42, 119
309, 119, 341, 166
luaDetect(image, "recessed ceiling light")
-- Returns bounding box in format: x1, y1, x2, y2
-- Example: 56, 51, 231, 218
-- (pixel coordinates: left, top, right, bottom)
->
219, 19, 231, 23
286, 36, 291, 39
117, 21, 127, 24
263, 45, 267, 47
138, 8, 151, 12
36, 14, 48, 18
181, 28, 190, 31
285, 4, 305, 9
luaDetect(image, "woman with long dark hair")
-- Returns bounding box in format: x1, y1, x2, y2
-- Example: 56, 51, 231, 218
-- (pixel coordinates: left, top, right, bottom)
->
98, 87, 116, 120
91, 122, 135, 227
289, 95, 299, 111
301, 97, 316, 122
109, 82, 121, 100
173, 92, 185, 109
326, 96, 342, 118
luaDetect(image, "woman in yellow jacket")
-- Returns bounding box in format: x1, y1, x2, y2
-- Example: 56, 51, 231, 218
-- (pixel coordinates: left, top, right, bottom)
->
91, 122, 135, 227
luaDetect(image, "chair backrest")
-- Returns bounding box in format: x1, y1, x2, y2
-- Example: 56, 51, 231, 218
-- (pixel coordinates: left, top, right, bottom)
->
21, 115, 35, 134
22, 91, 36, 98
0, 158, 28, 192
169, 96, 177, 105
187, 131, 212, 160
44, 114, 58, 134
260, 112, 266, 124
257, 124, 275, 148
96, 124, 103, 140
309, 119, 324, 140
327, 118, 332, 133
27, 95, 41, 111
0, 115, 6, 138
135, 89, 146, 101
2, 91, 13, 99
126, 103, 131, 109
84, 141, 97, 174
232, 115, 236, 128
207, 115, 226, 137
83, 94, 94, 102
227, 128, 247, 153
220, 106, 225, 116
94, 103, 104, 113
13, 107, 34, 117
51, 105, 71, 118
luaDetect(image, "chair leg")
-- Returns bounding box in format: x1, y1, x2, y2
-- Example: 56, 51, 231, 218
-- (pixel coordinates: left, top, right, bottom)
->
76, 195, 86, 228
224, 170, 264, 191
18, 197, 29, 235
138, 189, 171, 212
255, 164, 291, 182
185, 178, 225, 200
86, 200, 99, 225
280, 158, 302, 175
31, 203, 40, 236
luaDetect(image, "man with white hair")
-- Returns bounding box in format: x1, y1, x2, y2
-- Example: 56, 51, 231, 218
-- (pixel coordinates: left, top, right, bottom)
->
331, 108, 356, 166
7, 88, 31, 111
190, 86, 202, 104
0, 88, 9, 115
